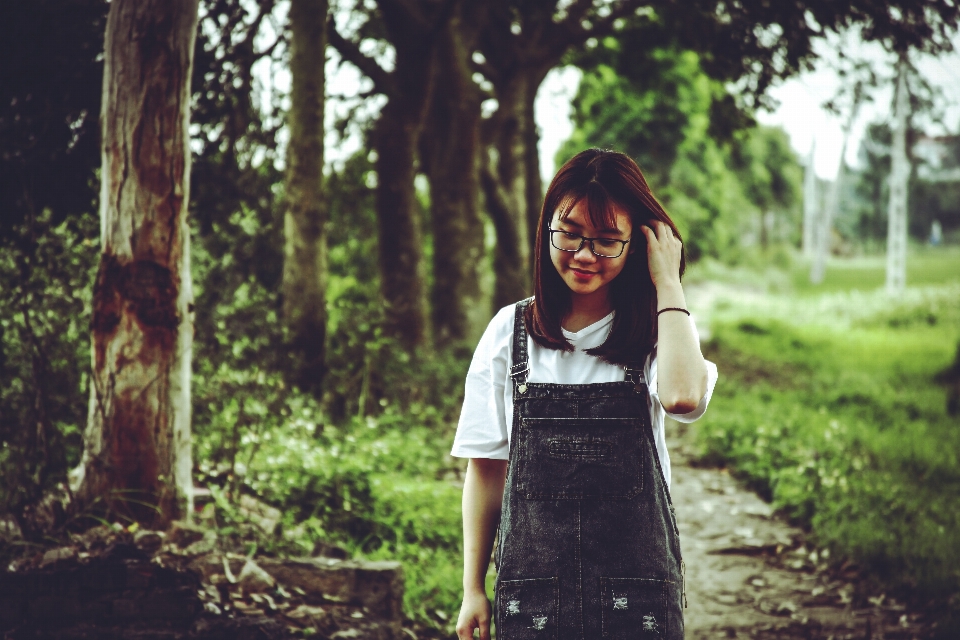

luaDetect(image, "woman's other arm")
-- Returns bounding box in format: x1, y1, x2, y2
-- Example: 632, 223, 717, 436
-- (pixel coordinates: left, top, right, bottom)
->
641, 222, 708, 414
456, 458, 508, 640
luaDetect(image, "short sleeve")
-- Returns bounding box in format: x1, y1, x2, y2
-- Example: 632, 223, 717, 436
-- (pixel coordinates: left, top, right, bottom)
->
450, 306, 514, 459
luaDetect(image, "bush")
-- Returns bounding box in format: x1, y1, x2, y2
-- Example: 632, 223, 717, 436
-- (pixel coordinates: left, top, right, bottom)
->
0, 211, 97, 522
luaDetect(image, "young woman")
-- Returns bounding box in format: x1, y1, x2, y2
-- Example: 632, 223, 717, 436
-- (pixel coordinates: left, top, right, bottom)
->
451, 149, 718, 640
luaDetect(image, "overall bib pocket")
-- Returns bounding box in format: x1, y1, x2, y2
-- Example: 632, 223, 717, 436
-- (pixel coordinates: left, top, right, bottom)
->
516, 418, 644, 500
496, 577, 559, 640
600, 577, 671, 638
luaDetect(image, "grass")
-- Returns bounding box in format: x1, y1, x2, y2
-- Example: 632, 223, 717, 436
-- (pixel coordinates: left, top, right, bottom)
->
788, 245, 960, 294
692, 249, 960, 596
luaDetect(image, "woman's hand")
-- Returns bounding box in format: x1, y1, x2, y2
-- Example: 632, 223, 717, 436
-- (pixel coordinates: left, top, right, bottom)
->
640, 221, 682, 290
456, 590, 492, 640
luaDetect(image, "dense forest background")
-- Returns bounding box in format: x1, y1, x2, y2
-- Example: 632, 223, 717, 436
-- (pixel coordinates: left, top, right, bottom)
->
2, 0, 960, 634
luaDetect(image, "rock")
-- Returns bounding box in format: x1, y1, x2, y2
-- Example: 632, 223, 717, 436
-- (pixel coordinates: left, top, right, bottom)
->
238, 494, 282, 534
258, 557, 403, 620
286, 604, 330, 626
238, 559, 276, 592
39, 546, 77, 568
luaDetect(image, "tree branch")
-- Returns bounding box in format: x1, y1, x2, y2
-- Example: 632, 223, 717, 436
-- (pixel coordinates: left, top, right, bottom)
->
327, 15, 393, 95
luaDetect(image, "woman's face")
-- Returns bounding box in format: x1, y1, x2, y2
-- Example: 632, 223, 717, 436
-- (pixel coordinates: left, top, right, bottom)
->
549, 199, 633, 302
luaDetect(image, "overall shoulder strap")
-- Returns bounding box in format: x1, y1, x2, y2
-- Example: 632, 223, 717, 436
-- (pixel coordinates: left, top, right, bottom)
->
509, 298, 532, 389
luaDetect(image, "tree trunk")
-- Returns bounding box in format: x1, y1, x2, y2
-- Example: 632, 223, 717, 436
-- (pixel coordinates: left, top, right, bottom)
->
524, 93, 544, 252
372, 10, 438, 350
885, 54, 910, 294
485, 67, 548, 310
420, 8, 487, 346
801, 142, 818, 257
72, 0, 199, 527
282, 0, 328, 393
811, 90, 863, 284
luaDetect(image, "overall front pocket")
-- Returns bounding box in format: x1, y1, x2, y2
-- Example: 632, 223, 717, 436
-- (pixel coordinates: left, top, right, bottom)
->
497, 577, 559, 640
600, 577, 671, 638
516, 418, 644, 500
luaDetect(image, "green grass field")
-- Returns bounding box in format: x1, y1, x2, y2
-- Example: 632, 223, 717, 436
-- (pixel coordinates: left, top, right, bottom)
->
789, 246, 960, 294
692, 248, 960, 596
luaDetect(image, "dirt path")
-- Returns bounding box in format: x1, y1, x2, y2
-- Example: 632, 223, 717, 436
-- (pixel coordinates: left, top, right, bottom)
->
669, 422, 927, 639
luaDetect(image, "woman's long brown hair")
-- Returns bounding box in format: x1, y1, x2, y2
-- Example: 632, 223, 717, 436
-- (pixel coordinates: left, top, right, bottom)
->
526, 148, 685, 367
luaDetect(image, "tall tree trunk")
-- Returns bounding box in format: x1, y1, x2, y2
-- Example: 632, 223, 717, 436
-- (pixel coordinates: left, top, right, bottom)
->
282, 0, 328, 393
524, 91, 544, 251
811, 89, 863, 285
885, 53, 910, 294
372, 10, 438, 350
420, 7, 487, 345
802, 142, 818, 257
485, 67, 548, 310
72, 0, 199, 527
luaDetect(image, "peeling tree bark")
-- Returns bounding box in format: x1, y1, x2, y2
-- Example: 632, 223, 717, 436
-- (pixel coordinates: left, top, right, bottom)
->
283, 0, 328, 392
71, 0, 199, 527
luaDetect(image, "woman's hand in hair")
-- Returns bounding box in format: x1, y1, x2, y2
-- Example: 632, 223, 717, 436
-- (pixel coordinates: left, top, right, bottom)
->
640, 221, 682, 290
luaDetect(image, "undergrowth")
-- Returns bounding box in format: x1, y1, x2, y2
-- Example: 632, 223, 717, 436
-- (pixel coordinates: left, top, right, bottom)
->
694, 285, 960, 597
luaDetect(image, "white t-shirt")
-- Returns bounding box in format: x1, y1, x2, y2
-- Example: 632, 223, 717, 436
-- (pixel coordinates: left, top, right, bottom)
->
450, 303, 719, 489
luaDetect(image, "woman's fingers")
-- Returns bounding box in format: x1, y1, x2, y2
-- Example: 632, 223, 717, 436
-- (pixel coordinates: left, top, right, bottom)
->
456, 617, 490, 640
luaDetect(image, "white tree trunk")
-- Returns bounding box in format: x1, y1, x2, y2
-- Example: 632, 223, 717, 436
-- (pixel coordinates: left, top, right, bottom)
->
811, 99, 862, 284
885, 54, 910, 294
71, 0, 199, 527
802, 142, 818, 258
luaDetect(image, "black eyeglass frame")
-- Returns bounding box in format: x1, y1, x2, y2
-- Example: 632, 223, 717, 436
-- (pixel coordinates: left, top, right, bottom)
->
548, 228, 631, 258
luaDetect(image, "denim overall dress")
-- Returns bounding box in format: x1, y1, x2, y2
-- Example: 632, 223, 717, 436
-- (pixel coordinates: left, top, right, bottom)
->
494, 300, 685, 639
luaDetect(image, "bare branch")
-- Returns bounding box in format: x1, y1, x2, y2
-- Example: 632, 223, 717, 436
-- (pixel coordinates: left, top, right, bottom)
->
327, 15, 394, 95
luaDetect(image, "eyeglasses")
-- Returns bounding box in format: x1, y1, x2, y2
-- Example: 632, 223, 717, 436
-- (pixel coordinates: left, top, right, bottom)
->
548, 228, 630, 258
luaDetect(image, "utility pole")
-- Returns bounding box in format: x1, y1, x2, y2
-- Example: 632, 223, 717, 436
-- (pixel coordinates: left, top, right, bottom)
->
885, 53, 910, 294
802, 141, 818, 258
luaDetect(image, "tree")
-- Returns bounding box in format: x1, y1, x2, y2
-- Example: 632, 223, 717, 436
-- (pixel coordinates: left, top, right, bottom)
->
283, 0, 329, 391
478, 0, 645, 309
329, 0, 456, 350
811, 57, 875, 284
331, 0, 960, 330
885, 54, 910, 293
418, 1, 489, 346
71, 0, 200, 527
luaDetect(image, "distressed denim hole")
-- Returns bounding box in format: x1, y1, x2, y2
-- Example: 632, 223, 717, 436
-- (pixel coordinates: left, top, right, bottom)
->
497, 578, 558, 640
600, 577, 671, 638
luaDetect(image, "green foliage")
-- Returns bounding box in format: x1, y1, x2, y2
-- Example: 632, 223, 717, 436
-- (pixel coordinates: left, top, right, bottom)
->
559, 45, 803, 262
187, 147, 472, 631
695, 283, 960, 595
0, 211, 98, 518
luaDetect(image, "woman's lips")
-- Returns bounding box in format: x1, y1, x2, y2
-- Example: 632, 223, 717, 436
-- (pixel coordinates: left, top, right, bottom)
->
571, 268, 598, 279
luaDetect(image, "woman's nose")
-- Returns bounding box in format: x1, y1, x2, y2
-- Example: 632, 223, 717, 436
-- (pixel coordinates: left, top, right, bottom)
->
573, 242, 597, 262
